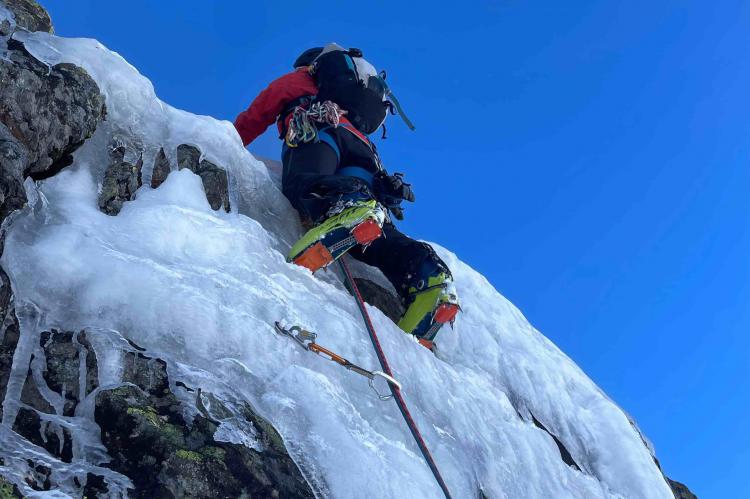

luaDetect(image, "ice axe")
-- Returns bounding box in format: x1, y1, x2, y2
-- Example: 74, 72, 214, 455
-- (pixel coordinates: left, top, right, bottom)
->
273, 322, 401, 400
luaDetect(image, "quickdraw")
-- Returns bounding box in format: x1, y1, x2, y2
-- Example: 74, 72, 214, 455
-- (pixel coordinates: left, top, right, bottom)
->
285, 100, 347, 147
273, 322, 401, 400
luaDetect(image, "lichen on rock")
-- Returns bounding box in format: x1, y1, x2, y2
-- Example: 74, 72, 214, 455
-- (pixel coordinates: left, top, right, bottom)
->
94, 343, 313, 499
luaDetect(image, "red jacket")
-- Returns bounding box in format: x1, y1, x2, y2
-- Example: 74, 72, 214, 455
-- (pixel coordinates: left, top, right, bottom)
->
234, 67, 318, 146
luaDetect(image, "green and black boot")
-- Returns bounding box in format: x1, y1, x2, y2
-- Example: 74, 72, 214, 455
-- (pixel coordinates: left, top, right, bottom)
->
288, 199, 386, 272
398, 266, 460, 351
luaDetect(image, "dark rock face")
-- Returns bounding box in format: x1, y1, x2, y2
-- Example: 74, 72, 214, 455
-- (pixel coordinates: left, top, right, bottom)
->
176, 143, 201, 175
0, 33, 105, 219
98, 145, 144, 215
95, 345, 314, 499
121, 347, 170, 396
0, 18, 12, 37
98, 142, 234, 214
13, 406, 74, 463
668, 478, 698, 499
352, 277, 405, 324
530, 412, 580, 471
13, 330, 98, 417
2, 0, 53, 34
24, 461, 51, 491
151, 147, 171, 189
177, 144, 231, 212
40, 329, 99, 415
2, 327, 314, 497
19, 363, 54, 413
10, 330, 96, 473
0, 122, 28, 222
81, 473, 109, 498
0, 270, 19, 421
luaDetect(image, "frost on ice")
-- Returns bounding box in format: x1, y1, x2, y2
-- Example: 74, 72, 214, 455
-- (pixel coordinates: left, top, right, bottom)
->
0, 28, 674, 498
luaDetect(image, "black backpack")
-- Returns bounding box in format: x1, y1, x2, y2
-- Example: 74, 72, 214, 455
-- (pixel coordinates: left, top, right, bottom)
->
310, 48, 388, 135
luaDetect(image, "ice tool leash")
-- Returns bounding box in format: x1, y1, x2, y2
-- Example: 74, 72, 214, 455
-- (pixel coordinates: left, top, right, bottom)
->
273, 321, 400, 400
337, 257, 454, 499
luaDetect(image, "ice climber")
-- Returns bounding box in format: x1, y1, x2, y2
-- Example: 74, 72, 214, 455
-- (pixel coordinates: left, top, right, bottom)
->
234, 43, 459, 349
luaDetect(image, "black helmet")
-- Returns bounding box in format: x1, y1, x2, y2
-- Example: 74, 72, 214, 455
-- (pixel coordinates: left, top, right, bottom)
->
293, 47, 324, 68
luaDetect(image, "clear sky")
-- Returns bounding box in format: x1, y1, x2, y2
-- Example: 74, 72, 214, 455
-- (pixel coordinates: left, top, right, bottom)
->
43, 1, 749, 496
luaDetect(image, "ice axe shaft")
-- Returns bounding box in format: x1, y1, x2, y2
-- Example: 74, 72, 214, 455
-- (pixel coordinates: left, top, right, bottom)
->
273, 322, 401, 398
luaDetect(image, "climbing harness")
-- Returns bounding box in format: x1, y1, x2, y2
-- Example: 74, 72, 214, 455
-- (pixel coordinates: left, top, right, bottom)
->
337, 257, 453, 499
273, 322, 400, 400
285, 100, 347, 147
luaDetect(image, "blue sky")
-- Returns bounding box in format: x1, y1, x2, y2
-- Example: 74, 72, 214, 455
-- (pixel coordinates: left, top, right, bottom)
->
44, 1, 749, 496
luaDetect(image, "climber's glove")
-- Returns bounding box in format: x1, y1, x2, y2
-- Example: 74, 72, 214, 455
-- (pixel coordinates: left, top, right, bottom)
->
373, 171, 415, 203
373, 172, 414, 221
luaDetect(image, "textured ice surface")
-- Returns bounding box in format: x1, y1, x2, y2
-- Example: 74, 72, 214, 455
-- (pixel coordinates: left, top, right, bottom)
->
0, 29, 673, 498
0, 4, 13, 60
0, 3, 12, 25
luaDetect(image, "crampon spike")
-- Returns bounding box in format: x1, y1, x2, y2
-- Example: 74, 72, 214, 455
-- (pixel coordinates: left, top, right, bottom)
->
418, 338, 435, 351
434, 303, 460, 324
293, 242, 334, 272
351, 218, 382, 245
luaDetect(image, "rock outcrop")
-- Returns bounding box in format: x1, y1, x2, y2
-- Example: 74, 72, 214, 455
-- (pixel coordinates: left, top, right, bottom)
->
98, 145, 143, 215
0, 269, 19, 419
176, 144, 231, 212
352, 277, 404, 324
150, 147, 171, 189
668, 478, 698, 499
96, 345, 312, 499
95, 142, 234, 215
3, 327, 313, 497
0, 20, 105, 217
2, 318, 315, 496
1, 0, 52, 34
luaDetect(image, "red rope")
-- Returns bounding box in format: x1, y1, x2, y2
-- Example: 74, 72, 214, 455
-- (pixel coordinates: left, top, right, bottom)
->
338, 258, 453, 499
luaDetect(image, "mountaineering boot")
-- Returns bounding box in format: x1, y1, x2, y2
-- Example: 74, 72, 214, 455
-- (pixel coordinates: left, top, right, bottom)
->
398, 263, 460, 350
288, 199, 386, 272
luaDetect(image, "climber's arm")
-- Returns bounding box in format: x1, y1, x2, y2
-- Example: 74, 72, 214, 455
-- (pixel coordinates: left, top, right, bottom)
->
234, 68, 318, 147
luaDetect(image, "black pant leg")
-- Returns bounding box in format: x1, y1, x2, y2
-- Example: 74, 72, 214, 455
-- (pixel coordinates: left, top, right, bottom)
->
349, 222, 445, 298
282, 138, 370, 223
281, 140, 338, 221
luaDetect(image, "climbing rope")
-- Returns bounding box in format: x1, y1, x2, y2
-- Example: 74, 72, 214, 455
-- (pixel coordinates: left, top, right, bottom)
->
338, 258, 453, 499
285, 100, 347, 147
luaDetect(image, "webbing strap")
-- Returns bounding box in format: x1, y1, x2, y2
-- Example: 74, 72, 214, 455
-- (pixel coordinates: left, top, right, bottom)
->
338, 258, 453, 499
388, 92, 416, 131
336, 166, 374, 187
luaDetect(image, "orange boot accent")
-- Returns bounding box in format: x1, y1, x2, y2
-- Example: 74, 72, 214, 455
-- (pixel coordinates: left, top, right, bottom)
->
351, 218, 382, 245
293, 242, 334, 272
434, 303, 459, 324
418, 338, 435, 351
